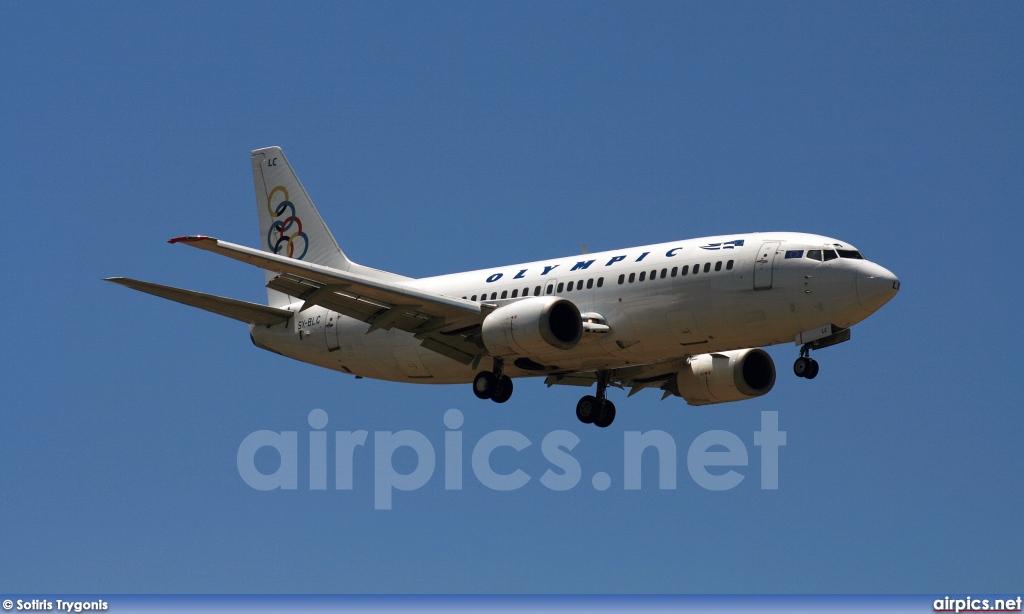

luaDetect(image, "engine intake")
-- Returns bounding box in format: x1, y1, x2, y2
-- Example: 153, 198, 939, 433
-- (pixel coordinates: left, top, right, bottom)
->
675, 348, 776, 406
481, 297, 582, 358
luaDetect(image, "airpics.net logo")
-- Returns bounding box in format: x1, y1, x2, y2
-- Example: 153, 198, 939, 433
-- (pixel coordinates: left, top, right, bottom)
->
237, 409, 787, 510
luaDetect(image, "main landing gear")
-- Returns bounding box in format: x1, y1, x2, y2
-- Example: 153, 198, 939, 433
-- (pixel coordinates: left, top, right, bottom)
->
473, 358, 514, 403
793, 346, 819, 380
472, 360, 616, 427
576, 370, 616, 428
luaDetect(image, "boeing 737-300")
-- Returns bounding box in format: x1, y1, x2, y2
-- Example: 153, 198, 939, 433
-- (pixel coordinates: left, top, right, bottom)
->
107, 146, 900, 427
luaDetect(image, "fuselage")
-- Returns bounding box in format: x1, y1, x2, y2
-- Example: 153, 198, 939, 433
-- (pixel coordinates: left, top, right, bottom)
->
250, 232, 899, 384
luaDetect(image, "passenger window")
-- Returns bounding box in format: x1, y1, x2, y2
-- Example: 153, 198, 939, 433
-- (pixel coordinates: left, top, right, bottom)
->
491, 292, 497, 300
650, 270, 657, 280
597, 277, 604, 288
618, 274, 625, 285
462, 296, 467, 299
501, 290, 508, 299
557, 283, 564, 292
692, 264, 698, 275
727, 260, 734, 270
639, 271, 646, 282
534, 286, 541, 295
660, 268, 667, 279
546, 284, 553, 295
471, 295, 477, 301
566, 282, 573, 292
586, 278, 593, 289
824, 249, 838, 261
522, 287, 529, 297
715, 261, 722, 271
806, 250, 822, 261
682, 265, 689, 275
629, 273, 635, 283
671, 267, 677, 277
511, 289, 518, 298
703, 262, 710, 273
577, 280, 584, 290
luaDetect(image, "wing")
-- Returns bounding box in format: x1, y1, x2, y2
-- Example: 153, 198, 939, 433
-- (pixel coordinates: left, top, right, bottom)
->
169, 236, 488, 365
105, 277, 293, 326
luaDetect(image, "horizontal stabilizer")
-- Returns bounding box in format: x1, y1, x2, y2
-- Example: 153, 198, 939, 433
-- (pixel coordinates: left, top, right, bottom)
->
105, 277, 292, 326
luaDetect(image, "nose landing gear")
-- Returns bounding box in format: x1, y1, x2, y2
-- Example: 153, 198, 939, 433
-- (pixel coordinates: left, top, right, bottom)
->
576, 370, 616, 427
473, 358, 514, 403
793, 326, 851, 380
793, 346, 819, 379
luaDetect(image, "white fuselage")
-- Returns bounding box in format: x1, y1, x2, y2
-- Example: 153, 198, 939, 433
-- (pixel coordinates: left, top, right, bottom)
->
250, 232, 897, 384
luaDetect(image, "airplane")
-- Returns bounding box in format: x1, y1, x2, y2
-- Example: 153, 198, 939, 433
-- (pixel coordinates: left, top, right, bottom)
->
107, 146, 900, 428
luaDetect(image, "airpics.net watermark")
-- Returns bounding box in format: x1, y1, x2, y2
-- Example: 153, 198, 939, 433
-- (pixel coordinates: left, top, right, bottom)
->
237, 409, 787, 510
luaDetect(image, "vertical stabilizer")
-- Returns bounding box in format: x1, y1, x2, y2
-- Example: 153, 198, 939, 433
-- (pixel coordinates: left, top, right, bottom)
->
252, 146, 351, 306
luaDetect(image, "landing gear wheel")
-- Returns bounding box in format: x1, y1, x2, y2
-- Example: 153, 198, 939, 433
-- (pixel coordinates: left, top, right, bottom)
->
793, 357, 813, 378
593, 401, 616, 428
576, 395, 598, 424
805, 359, 819, 380
491, 376, 514, 403
473, 371, 497, 399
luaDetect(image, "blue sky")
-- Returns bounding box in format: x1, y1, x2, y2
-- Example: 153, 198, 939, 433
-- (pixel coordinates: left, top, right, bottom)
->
2, 1, 1021, 594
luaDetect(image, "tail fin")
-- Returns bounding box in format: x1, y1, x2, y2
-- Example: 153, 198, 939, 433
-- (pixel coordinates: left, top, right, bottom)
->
252, 146, 351, 269
251, 146, 409, 307
253, 146, 349, 307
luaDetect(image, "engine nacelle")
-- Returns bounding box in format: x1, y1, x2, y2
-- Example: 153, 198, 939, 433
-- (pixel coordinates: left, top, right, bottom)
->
481, 297, 582, 358
675, 348, 776, 406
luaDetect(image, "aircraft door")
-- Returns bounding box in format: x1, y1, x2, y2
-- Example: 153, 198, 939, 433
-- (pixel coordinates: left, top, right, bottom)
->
325, 312, 341, 351
753, 241, 781, 290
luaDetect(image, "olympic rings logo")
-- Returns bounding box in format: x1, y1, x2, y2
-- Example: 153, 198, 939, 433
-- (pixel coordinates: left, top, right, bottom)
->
266, 185, 309, 260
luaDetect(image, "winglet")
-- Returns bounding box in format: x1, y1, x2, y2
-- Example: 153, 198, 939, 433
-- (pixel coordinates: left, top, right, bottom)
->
168, 235, 212, 244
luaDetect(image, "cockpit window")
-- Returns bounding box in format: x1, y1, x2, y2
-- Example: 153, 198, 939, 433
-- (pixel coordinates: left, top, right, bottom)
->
837, 249, 864, 259
823, 249, 839, 261
806, 250, 822, 261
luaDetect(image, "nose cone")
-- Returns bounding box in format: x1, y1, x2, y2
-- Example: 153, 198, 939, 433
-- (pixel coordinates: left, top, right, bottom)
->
857, 261, 900, 313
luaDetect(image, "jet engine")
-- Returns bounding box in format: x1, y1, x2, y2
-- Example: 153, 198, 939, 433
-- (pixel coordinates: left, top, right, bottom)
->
674, 348, 776, 405
481, 297, 582, 357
